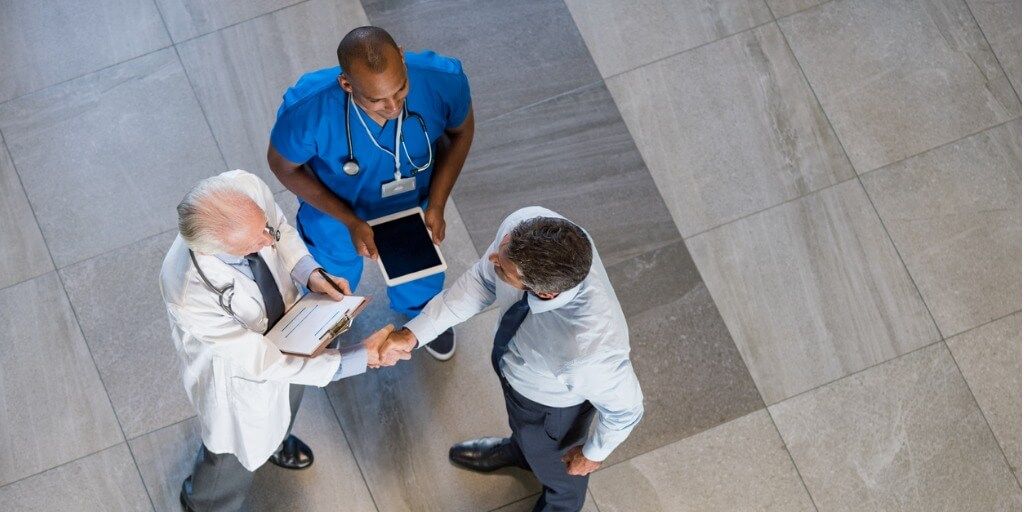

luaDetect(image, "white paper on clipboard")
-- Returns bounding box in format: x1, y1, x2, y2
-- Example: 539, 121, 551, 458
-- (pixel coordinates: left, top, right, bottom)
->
265, 293, 367, 357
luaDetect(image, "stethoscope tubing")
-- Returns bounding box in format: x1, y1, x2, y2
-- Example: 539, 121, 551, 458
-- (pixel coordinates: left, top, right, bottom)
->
344, 92, 433, 178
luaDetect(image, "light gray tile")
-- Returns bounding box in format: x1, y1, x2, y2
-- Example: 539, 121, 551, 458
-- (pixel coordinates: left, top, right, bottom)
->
565, 0, 773, 78
153, 0, 304, 42
862, 122, 1021, 337
591, 410, 814, 512
129, 418, 199, 512
766, 0, 827, 18
967, 0, 1022, 95
493, 491, 599, 512
0, 0, 169, 102
0, 272, 123, 485
60, 231, 193, 438
0, 48, 225, 268
176, 0, 369, 193
779, 0, 1020, 173
688, 180, 940, 404
0, 443, 151, 511
947, 312, 1022, 482
607, 23, 854, 237
363, 0, 601, 122
0, 136, 52, 289
770, 344, 1021, 511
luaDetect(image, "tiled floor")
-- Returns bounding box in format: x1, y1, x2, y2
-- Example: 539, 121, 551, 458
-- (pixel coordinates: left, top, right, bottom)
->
0, 0, 1018, 510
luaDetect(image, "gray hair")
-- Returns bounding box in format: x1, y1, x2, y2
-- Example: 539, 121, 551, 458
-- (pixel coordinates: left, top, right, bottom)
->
506, 217, 593, 294
176, 176, 258, 254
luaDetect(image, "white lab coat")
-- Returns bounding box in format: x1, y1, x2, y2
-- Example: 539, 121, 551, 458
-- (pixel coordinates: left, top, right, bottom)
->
159, 170, 341, 471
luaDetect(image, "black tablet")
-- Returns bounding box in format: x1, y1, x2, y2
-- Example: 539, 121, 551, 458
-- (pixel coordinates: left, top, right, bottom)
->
367, 207, 447, 286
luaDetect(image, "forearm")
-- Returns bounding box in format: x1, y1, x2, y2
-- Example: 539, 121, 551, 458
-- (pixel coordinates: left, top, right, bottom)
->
427, 117, 474, 208
268, 151, 363, 228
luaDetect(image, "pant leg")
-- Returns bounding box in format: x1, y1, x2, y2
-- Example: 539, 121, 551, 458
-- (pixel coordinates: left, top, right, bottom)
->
184, 445, 255, 512
385, 271, 445, 316
285, 384, 305, 437
296, 208, 364, 291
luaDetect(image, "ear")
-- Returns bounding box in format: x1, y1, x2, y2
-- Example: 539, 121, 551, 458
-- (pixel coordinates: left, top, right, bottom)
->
337, 74, 353, 94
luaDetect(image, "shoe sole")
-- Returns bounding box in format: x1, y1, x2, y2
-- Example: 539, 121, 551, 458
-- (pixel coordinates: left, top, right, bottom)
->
424, 336, 457, 361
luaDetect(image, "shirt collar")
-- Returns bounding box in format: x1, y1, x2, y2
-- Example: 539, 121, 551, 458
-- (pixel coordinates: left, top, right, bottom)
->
527, 281, 584, 314
214, 253, 246, 266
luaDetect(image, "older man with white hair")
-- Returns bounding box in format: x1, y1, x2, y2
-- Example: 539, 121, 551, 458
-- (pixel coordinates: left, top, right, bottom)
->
160, 170, 398, 512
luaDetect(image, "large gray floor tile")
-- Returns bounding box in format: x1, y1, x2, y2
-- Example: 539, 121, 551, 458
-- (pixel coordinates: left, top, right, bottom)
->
176, 0, 369, 192
608, 23, 854, 238
0, 272, 123, 485
363, 0, 601, 122
0, 49, 225, 268
60, 231, 193, 439
591, 410, 815, 511
565, 0, 772, 78
779, 0, 1020, 174
766, 0, 828, 18
154, 0, 304, 42
0, 443, 151, 511
603, 239, 763, 465
0, 0, 169, 102
947, 312, 1022, 482
689, 180, 940, 404
455, 82, 679, 266
493, 491, 599, 512
967, 0, 1022, 95
130, 389, 375, 512
771, 344, 1021, 511
862, 121, 1021, 337
0, 135, 52, 290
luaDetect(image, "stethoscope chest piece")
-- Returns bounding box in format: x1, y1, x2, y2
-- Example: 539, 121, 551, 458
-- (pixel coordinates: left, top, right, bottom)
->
342, 158, 360, 176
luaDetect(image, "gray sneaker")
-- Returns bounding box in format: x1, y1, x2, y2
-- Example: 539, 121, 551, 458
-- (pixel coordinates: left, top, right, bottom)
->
424, 327, 457, 361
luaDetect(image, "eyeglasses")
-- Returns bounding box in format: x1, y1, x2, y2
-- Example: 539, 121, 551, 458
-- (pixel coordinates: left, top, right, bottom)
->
264, 223, 281, 242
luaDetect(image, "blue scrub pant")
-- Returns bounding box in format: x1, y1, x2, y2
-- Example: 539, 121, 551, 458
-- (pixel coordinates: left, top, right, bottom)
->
296, 210, 444, 317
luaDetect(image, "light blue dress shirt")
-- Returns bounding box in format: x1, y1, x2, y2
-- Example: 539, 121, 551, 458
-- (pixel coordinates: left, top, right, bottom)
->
405, 207, 645, 461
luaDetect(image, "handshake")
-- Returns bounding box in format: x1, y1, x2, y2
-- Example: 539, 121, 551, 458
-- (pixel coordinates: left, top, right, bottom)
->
359, 324, 420, 369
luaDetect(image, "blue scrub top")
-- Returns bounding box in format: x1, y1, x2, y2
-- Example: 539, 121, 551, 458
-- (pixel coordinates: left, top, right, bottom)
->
270, 50, 471, 223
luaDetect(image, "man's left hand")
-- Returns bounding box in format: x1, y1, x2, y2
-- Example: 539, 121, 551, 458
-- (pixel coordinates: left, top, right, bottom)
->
561, 446, 601, 476
307, 270, 351, 300
424, 206, 446, 244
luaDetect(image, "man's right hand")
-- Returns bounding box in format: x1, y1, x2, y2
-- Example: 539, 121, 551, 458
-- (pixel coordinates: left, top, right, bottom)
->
362, 324, 407, 369
349, 220, 378, 259
378, 328, 418, 365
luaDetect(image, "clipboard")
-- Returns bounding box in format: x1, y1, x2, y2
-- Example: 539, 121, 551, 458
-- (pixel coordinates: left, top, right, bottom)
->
265, 293, 370, 357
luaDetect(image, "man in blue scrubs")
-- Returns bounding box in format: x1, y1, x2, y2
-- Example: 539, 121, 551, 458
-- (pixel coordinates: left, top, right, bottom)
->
268, 26, 474, 360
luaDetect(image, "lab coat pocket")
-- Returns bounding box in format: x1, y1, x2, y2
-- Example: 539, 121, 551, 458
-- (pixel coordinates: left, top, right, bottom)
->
228, 376, 277, 418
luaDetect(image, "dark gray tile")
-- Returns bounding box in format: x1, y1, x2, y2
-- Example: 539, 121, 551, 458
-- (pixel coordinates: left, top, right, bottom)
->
363, 0, 601, 122
60, 231, 194, 439
0, 49, 225, 268
0, 135, 52, 290
176, 0, 369, 193
0, 0, 169, 102
0, 443, 151, 511
779, 0, 1020, 173
454, 82, 679, 266
603, 239, 763, 465
153, 0, 307, 43
0, 272, 123, 485
966, 0, 1021, 95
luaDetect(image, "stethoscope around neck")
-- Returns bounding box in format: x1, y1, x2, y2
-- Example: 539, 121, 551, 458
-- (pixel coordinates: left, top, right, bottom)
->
341, 90, 433, 179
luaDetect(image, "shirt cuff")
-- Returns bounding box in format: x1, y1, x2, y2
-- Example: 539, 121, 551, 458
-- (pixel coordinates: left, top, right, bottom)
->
333, 343, 368, 380
581, 439, 612, 463
290, 255, 319, 289
404, 314, 440, 349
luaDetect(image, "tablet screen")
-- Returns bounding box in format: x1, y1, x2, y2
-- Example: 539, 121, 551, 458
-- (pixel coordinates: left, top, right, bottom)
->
371, 213, 442, 278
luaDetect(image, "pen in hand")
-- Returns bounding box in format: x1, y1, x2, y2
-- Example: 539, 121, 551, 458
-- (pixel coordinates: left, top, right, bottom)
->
315, 267, 349, 297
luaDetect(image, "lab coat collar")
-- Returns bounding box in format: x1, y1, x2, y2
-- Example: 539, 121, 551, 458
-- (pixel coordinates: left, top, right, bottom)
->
527, 281, 583, 314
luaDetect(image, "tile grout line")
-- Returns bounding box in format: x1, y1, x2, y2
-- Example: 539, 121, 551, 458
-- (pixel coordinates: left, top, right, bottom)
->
322, 387, 383, 512
961, 0, 1022, 104
0, 442, 127, 492
166, 40, 230, 175
161, 0, 311, 47
0, 130, 56, 284
763, 410, 822, 511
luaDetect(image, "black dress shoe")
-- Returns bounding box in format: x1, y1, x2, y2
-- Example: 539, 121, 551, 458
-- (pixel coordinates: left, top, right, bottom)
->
449, 437, 527, 472
424, 327, 457, 361
268, 435, 314, 470
180, 476, 195, 511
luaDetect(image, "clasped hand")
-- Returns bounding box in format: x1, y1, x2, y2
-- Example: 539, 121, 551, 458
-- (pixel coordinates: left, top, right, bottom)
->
360, 325, 418, 369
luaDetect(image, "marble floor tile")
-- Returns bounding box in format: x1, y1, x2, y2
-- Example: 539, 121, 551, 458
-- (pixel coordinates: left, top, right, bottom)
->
153, 0, 305, 43
59, 231, 194, 439
946, 312, 1022, 482
967, 0, 1022, 95
176, 0, 369, 193
861, 121, 1021, 337
454, 82, 679, 266
0, 0, 169, 102
0, 273, 123, 485
0, 443, 151, 511
0, 136, 52, 290
779, 0, 1020, 174
565, 0, 772, 78
363, 0, 601, 122
492, 491, 599, 512
129, 389, 376, 512
688, 180, 940, 404
0, 49, 225, 268
603, 239, 763, 465
591, 410, 814, 512
766, 0, 829, 18
607, 23, 854, 238
770, 344, 1021, 511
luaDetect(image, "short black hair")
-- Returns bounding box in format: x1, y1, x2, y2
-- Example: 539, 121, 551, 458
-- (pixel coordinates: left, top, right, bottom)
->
506, 217, 593, 293
337, 26, 400, 74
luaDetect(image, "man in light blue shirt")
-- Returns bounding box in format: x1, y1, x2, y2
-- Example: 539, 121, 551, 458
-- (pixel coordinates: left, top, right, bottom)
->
380, 206, 644, 512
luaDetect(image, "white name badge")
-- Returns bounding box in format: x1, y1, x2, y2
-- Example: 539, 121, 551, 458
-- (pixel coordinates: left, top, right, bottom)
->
381, 176, 417, 198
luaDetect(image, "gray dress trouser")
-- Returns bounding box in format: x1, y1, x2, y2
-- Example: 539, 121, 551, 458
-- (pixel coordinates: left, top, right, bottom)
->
182, 384, 305, 512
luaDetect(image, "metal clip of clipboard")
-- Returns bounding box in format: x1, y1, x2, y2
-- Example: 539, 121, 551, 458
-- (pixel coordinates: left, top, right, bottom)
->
319, 314, 353, 344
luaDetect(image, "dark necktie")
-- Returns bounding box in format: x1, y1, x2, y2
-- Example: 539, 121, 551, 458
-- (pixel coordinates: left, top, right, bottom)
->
245, 252, 285, 332
491, 292, 531, 374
